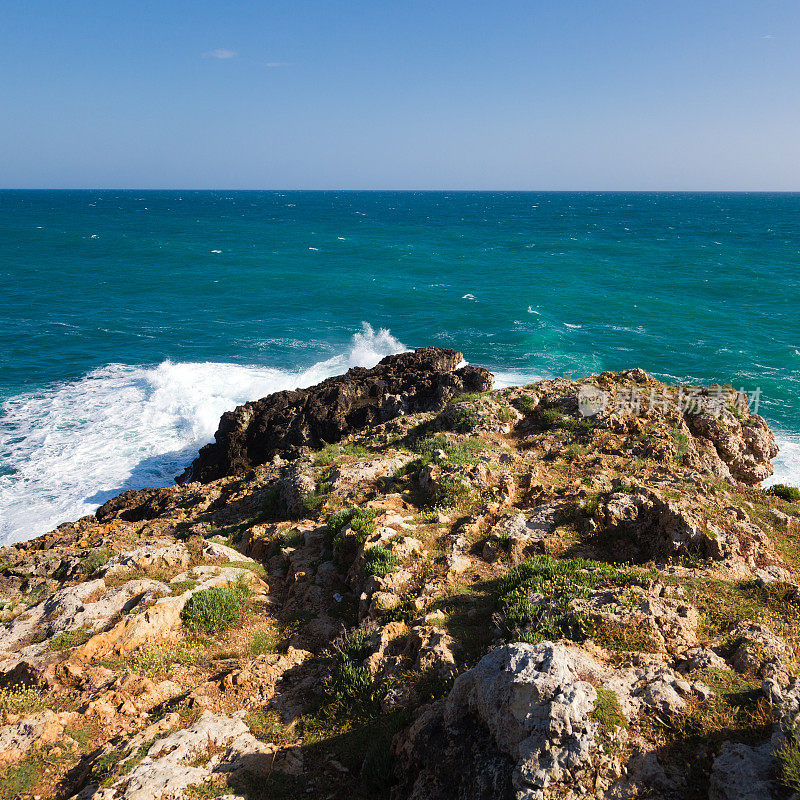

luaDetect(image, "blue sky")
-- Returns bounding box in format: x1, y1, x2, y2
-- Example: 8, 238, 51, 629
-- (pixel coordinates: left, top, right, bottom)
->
1, 0, 798, 189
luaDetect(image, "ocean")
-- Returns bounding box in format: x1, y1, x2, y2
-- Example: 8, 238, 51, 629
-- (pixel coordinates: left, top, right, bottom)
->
1, 190, 798, 545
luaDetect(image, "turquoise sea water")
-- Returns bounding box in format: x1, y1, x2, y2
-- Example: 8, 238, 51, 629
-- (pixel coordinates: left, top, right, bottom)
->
1, 191, 799, 543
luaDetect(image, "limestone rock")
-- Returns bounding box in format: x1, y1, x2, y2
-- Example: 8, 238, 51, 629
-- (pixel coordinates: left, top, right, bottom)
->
79, 711, 270, 800
729, 622, 787, 675
686, 400, 778, 485
708, 741, 779, 800
0, 709, 77, 763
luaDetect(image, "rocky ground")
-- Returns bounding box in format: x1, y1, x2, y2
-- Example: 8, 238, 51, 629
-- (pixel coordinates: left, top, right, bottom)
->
1, 348, 799, 800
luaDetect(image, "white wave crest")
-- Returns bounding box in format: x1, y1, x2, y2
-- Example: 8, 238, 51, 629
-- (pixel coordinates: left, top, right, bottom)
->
0, 323, 404, 545
491, 370, 543, 389
765, 432, 800, 490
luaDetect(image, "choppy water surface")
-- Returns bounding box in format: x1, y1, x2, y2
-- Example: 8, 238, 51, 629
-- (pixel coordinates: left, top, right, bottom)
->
1, 191, 798, 543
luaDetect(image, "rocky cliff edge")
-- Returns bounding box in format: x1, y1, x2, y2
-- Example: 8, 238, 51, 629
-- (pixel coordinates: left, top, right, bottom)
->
0, 350, 798, 800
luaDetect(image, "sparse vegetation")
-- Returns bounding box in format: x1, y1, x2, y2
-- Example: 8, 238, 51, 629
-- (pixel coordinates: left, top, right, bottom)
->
671, 426, 690, 464
497, 555, 655, 644
47, 626, 94, 651
777, 715, 800, 791
129, 641, 207, 676
0, 684, 50, 714
247, 625, 283, 657
313, 441, 368, 466
4, 366, 799, 800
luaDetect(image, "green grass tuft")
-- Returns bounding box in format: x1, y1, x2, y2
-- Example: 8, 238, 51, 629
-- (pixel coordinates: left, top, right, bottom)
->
778, 716, 800, 791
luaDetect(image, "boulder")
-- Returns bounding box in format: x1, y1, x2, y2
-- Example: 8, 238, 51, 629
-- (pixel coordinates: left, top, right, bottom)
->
396, 642, 600, 799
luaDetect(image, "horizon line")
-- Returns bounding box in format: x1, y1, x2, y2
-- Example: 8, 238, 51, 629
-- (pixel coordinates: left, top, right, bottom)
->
2, 187, 800, 193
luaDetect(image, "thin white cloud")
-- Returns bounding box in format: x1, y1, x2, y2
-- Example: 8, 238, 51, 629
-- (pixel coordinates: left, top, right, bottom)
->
204, 49, 237, 59
762, 34, 775, 39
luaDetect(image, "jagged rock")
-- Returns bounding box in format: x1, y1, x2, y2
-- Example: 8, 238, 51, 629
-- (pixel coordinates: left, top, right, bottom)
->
685, 398, 778, 484
192, 647, 312, 710
483, 507, 560, 561
0, 578, 169, 666
676, 646, 728, 672
329, 455, 410, 496
394, 642, 707, 800
279, 457, 317, 517
179, 347, 493, 483
397, 642, 601, 799
406, 626, 458, 679
95, 484, 222, 522
593, 490, 744, 563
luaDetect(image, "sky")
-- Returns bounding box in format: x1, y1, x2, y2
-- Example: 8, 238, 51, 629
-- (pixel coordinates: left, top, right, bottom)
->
1, 0, 799, 190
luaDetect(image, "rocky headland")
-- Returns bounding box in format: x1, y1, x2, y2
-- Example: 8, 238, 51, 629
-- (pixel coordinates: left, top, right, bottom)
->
1, 347, 799, 800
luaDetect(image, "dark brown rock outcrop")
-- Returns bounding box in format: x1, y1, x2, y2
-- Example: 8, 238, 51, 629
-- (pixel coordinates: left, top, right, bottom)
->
178, 347, 493, 484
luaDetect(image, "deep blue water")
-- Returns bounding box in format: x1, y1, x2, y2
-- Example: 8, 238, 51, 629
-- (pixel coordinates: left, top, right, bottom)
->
1, 191, 798, 543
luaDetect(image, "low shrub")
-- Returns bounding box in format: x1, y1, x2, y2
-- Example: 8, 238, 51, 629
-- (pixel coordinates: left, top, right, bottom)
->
180, 582, 250, 633
80, 548, 111, 576
435, 474, 471, 507
446, 403, 481, 433
518, 394, 539, 415
326, 507, 378, 548
537, 407, 591, 434
363, 544, 399, 578
769, 484, 800, 503
327, 629, 378, 711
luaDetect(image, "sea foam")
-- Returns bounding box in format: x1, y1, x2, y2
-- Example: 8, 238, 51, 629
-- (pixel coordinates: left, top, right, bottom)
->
765, 432, 800, 490
0, 324, 404, 545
